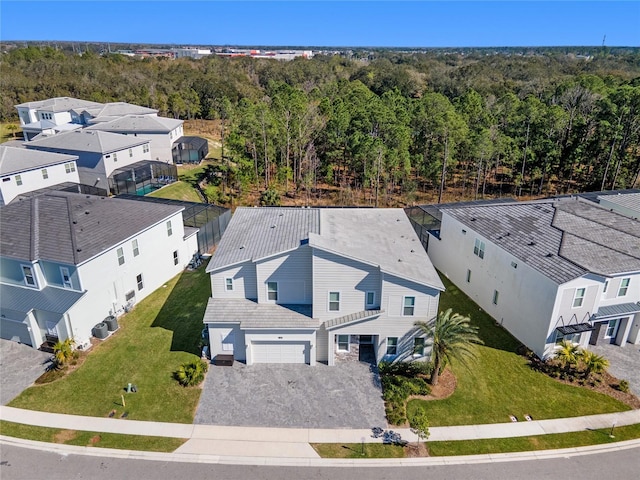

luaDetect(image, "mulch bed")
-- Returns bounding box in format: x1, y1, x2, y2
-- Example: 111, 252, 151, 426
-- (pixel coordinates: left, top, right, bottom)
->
408, 368, 457, 402
550, 371, 640, 409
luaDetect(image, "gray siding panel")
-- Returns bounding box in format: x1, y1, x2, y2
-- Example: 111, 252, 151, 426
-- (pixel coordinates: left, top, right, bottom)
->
256, 245, 312, 304
312, 248, 381, 320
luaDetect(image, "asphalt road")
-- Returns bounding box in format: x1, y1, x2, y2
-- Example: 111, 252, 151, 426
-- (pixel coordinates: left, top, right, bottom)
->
1, 443, 639, 480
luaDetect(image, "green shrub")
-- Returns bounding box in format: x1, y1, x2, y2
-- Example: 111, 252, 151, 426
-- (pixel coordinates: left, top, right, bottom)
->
174, 359, 208, 387
618, 380, 630, 393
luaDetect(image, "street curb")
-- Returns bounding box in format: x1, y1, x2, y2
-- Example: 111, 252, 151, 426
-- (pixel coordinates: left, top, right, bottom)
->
2, 435, 639, 467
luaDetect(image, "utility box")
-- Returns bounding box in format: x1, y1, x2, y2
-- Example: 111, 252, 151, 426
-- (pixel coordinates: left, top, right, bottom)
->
92, 322, 108, 339
104, 316, 118, 331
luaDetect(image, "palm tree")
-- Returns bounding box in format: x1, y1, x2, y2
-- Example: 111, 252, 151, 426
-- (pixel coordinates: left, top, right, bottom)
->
580, 349, 609, 382
53, 338, 75, 368
554, 340, 582, 375
414, 308, 484, 386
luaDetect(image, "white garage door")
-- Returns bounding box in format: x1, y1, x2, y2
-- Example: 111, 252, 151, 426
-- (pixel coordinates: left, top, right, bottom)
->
252, 341, 308, 364
0, 318, 32, 346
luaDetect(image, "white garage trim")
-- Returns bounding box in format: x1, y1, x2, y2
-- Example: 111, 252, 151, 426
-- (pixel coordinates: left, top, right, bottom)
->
251, 341, 309, 364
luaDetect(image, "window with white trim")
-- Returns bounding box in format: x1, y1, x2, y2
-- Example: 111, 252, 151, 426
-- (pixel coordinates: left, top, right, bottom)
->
555, 331, 581, 345
603, 280, 609, 295
329, 292, 340, 311
143, 144, 150, 154
473, 238, 485, 259
413, 337, 425, 356
21, 265, 36, 287
129, 148, 133, 157
386, 337, 398, 355
15, 175, 22, 186
117, 247, 125, 266
173, 250, 179, 265
365, 291, 375, 308
605, 319, 619, 339
60, 267, 72, 289
267, 282, 278, 301
403, 296, 415, 316
166, 220, 173, 236
132, 239, 139, 257
337, 335, 349, 352
572, 288, 585, 308
618, 278, 630, 297
41, 168, 48, 179
136, 273, 144, 291
113, 152, 118, 162
493, 290, 499, 305
65, 162, 76, 173
225, 278, 234, 291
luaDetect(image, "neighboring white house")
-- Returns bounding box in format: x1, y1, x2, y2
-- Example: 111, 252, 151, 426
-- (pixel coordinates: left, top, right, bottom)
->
423, 196, 640, 360
75, 102, 158, 125
0, 146, 79, 206
203, 207, 444, 366
0, 191, 198, 349
25, 130, 151, 193
15, 97, 104, 140
86, 115, 184, 163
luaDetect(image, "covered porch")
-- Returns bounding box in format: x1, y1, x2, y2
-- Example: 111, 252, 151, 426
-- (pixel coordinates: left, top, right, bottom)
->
590, 303, 640, 347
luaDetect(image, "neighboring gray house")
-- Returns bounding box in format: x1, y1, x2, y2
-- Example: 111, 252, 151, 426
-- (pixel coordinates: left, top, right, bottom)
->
24, 130, 151, 193
0, 146, 79, 206
203, 207, 444, 366
0, 191, 198, 349
424, 196, 640, 360
86, 115, 184, 162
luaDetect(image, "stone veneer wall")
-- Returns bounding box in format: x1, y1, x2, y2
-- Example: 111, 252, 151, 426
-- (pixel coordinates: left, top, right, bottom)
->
335, 335, 361, 363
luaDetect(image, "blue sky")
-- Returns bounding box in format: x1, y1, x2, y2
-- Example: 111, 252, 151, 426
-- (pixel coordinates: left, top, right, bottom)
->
1, 1, 638, 47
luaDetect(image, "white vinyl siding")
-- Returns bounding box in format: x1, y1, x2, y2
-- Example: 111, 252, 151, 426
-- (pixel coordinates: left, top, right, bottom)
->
210, 262, 257, 299
255, 246, 312, 304
312, 248, 380, 321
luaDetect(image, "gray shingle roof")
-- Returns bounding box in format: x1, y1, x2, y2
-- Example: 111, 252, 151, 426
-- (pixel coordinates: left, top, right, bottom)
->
443, 197, 640, 284
206, 207, 320, 271
203, 298, 319, 329
0, 284, 86, 314
26, 130, 148, 155
86, 115, 182, 133
206, 207, 444, 291
0, 146, 77, 176
80, 102, 158, 120
1, 192, 183, 265
15, 97, 103, 113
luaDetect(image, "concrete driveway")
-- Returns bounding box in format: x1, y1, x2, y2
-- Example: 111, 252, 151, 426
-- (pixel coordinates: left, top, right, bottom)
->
590, 342, 640, 396
0, 339, 53, 405
194, 361, 387, 429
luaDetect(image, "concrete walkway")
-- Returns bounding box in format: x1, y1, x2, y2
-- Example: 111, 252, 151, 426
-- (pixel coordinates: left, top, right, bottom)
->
1, 405, 639, 458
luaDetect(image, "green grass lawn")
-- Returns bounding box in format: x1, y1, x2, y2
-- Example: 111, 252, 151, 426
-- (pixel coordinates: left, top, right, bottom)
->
9, 267, 211, 423
0, 421, 186, 452
311, 442, 406, 458
406, 275, 631, 426
311, 423, 640, 458
427, 423, 640, 456
148, 181, 203, 203
0, 122, 22, 143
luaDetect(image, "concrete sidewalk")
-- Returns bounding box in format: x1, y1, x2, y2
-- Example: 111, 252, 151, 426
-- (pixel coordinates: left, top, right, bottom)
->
1, 405, 639, 458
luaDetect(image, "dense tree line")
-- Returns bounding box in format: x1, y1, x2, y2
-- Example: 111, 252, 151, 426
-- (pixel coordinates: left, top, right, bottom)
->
1, 46, 639, 203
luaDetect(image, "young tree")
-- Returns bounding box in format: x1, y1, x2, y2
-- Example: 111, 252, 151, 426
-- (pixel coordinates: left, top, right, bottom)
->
414, 308, 483, 386
408, 406, 430, 448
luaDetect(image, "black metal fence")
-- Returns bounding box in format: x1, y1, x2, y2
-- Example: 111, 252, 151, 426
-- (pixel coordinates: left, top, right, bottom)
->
114, 194, 230, 254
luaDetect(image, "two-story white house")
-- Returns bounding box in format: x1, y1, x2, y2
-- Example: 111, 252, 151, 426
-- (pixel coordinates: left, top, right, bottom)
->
203, 207, 444, 366
24, 130, 151, 193
0, 191, 199, 349
85, 115, 184, 163
15, 97, 103, 141
0, 146, 80, 206
423, 197, 640, 360
76, 102, 159, 125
